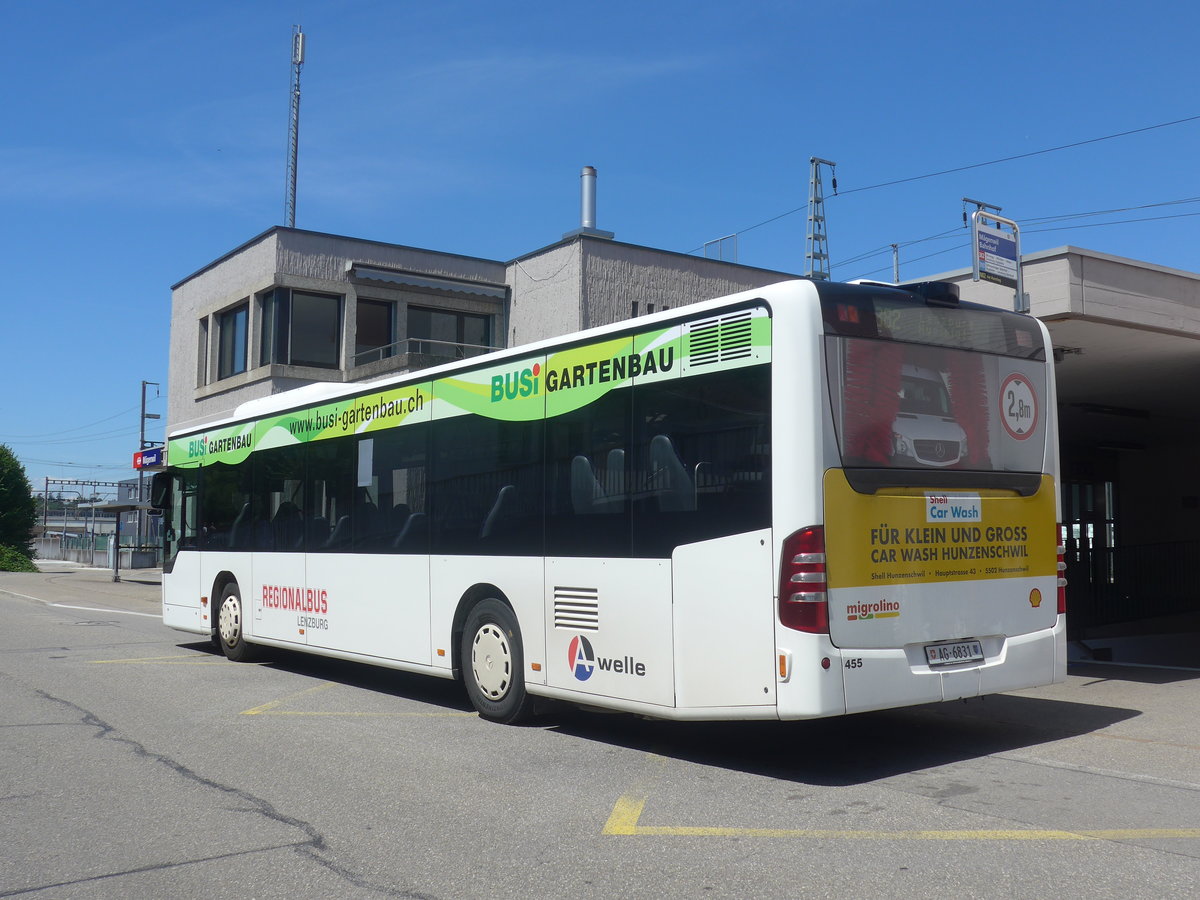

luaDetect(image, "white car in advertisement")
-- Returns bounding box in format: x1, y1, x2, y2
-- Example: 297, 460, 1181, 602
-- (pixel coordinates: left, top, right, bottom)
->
892, 365, 966, 467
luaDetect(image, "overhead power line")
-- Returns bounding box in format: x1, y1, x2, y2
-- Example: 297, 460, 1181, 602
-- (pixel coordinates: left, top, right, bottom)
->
832, 195, 1200, 275
688, 113, 1200, 254
843, 210, 1200, 281
0, 404, 142, 441
834, 114, 1200, 197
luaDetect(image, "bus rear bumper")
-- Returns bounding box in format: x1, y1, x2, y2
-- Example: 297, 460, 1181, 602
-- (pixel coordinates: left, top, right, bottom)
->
840, 621, 1066, 715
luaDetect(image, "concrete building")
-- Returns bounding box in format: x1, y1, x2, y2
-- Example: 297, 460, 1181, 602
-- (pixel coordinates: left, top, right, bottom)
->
168, 226, 1200, 644
169, 227, 793, 434
931, 246, 1200, 636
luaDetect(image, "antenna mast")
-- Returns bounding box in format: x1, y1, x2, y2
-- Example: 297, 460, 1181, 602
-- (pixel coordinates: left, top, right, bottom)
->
284, 25, 305, 228
805, 157, 836, 281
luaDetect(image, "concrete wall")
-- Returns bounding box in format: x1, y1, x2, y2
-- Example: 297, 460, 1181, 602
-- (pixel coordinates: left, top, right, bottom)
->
1071, 250, 1200, 332
935, 246, 1200, 329
168, 228, 510, 434
276, 229, 508, 286
504, 236, 800, 347
578, 239, 798, 330
505, 242, 583, 345
168, 231, 279, 431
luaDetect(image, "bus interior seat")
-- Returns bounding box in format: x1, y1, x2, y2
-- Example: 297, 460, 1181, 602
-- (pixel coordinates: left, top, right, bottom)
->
571, 456, 604, 514
354, 488, 380, 532
308, 515, 330, 548
605, 448, 626, 497
392, 511, 427, 550
649, 434, 696, 511
271, 501, 304, 550
323, 515, 351, 549
480, 484, 516, 538
228, 502, 251, 548
389, 502, 411, 532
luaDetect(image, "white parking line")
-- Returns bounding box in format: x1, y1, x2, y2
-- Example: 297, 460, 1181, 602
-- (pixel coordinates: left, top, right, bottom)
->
0, 588, 161, 619
50, 603, 161, 619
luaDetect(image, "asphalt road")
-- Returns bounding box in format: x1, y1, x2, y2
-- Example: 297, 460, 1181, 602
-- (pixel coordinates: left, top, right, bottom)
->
1, 565, 1198, 899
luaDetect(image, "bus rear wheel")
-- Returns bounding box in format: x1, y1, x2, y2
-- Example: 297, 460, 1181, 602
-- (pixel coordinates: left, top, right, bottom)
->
461, 599, 532, 724
217, 582, 258, 662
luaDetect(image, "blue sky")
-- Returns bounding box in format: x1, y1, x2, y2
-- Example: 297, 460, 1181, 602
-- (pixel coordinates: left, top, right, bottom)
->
4, 0, 1199, 494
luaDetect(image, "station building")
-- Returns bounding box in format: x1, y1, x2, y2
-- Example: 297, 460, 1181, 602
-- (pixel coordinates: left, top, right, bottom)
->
168, 217, 1200, 649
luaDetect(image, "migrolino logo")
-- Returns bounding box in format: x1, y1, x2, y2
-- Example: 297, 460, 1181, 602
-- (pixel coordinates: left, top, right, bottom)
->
846, 599, 901, 621
567, 634, 647, 680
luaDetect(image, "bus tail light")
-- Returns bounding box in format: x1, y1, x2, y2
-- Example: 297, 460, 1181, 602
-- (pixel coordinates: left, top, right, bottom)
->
779, 526, 829, 633
1056, 525, 1068, 615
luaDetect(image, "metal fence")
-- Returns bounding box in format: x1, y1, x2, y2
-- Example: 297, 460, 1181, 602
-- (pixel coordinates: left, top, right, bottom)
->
1067, 541, 1200, 630
33, 535, 161, 569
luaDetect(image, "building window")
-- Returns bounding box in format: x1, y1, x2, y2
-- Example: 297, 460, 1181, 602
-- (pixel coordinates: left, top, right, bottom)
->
259, 288, 342, 369
197, 318, 209, 386
408, 306, 491, 359
355, 299, 395, 366
217, 302, 248, 380
260, 288, 289, 367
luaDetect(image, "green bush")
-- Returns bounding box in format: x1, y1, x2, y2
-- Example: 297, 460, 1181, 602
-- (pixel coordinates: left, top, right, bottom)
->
0, 545, 37, 573
0, 444, 36, 557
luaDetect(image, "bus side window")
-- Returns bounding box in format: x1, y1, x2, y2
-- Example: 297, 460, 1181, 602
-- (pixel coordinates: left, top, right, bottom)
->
632, 366, 770, 557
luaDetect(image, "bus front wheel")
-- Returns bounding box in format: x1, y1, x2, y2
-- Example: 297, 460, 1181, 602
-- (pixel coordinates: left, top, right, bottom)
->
217, 582, 258, 662
461, 599, 532, 724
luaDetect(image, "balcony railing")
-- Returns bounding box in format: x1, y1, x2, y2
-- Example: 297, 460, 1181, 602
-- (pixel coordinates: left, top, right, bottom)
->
354, 337, 501, 367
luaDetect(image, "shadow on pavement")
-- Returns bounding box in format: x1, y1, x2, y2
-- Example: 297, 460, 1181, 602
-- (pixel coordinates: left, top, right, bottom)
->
177, 640, 474, 712
542, 693, 1141, 787
180, 639, 1146, 786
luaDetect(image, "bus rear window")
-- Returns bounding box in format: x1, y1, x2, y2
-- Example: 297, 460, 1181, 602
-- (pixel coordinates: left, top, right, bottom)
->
825, 335, 1048, 475
819, 283, 1046, 361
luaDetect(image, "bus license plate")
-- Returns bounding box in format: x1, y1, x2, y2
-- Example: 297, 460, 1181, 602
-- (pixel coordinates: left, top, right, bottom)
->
925, 640, 984, 666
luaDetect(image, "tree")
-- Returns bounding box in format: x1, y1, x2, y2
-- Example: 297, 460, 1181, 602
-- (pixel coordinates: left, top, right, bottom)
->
0, 444, 36, 558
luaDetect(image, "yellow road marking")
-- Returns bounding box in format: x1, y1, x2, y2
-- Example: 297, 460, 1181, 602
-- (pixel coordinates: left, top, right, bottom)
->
252, 710, 475, 717
602, 794, 648, 835
603, 793, 1200, 839
603, 755, 1200, 840
91, 655, 227, 665
241, 682, 338, 715
240, 681, 473, 717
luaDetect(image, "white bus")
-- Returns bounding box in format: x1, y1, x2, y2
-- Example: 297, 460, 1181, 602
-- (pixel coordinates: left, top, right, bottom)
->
151, 279, 1065, 723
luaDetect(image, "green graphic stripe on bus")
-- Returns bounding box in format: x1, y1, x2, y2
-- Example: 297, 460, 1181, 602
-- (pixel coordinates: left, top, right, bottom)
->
170, 384, 432, 466
169, 422, 255, 468
258, 383, 431, 449
172, 313, 772, 463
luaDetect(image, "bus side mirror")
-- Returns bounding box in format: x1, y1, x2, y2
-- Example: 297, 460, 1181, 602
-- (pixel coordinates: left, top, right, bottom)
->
149, 472, 171, 510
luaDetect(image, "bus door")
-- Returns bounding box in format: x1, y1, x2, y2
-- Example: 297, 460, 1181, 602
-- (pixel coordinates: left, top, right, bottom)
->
159, 467, 205, 633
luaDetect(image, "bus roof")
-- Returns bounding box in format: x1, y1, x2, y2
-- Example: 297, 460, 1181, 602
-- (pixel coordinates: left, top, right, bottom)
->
169, 278, 817, 440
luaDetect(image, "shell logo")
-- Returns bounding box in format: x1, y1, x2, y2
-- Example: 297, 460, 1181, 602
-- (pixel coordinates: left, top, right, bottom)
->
1029, 588, 1043, 608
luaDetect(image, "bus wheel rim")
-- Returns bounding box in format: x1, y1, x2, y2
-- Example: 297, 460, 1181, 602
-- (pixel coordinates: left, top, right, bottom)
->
471, 623, 511, 700
220, 595, 242, 647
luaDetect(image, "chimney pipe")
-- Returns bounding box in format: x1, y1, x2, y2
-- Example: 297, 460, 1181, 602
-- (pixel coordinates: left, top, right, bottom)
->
580, 165, 597, 230
563, 165, 614, 240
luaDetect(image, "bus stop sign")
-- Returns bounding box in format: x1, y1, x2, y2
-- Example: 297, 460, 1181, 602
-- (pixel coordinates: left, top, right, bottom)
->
133, 447, 163, 469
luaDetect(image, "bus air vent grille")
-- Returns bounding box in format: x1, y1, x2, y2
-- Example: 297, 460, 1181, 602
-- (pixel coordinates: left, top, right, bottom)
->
686, 310, 754, 367
554, 586, 600, 631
